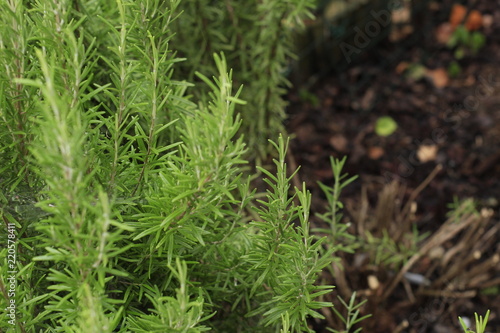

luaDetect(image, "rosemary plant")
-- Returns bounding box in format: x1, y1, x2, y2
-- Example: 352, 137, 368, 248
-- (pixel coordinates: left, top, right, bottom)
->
459, 310, 490, 333
328, 292, 371, 333
171, 0, 316, 159
0, 1, 341, 332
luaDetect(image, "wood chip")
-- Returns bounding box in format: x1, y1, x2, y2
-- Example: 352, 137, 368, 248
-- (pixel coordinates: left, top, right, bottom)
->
368, 275, 380, 290
417, 144, 438, 163
424, 68, 449, 88
482, 14, 493, 29
368, 146, 384, 160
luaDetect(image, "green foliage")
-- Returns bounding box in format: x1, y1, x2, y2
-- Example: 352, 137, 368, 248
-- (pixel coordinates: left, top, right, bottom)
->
459, 310, 490, 333
0, 0, 38, 189
447, 25, 486, 59
447, 60, 462, 78
127, 259, 211, 332
0, 1, 345, 332
363, 226, 428, 270
316, 157, 357, 247
405, 63, 427, 81
315, 158, 371, 332
245, 135, 335, 332
447, 197, 478, 220
374, 116, 398, 137
298, 89, 320, 107
327, 292, 371, 333
171, 0, 316, 160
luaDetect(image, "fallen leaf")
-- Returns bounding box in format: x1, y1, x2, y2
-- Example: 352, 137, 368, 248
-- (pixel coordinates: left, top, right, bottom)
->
465, 10, 482, 31
360, 88, 376, 110
406, 63, 427, 80
395, 61, 409, 74
368, 146, 384, 160
449, 4, 467, 28
417, 144, 438, 163
435, 22, 454, 44
482, 14, 493, 29
429, 246, 445, 259
425, 68, 449, 88
375, 116, 398, 137
329, 134, 348, 152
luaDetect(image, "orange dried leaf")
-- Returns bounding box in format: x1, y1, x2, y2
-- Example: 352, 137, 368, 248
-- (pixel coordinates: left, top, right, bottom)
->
368, 146, 384, 160
395, 61, 409, 74
425, 68, 449, 89
465, 10, 482, 31
450, 4, 467, 28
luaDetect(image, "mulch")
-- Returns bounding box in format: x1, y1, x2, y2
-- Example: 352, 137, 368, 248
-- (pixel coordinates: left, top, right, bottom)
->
284, 0, 500, 331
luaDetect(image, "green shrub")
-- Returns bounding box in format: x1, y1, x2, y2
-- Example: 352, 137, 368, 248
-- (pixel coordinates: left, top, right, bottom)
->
0, 1, 345, 332
171, 0, 315, 160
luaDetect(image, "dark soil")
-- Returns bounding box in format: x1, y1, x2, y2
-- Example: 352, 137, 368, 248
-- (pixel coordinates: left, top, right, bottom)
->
285, 0, 500, 332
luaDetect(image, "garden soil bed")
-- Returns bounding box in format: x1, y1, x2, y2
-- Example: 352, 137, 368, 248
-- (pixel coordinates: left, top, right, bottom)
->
284, 0, 500, 332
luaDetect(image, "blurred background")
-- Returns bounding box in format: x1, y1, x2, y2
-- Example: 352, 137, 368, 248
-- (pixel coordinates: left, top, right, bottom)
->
284, 0, 500, 331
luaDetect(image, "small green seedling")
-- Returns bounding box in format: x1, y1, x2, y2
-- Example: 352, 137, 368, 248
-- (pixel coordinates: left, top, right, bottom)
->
406, 63, 427, 80
299, 88, 320, 107
458, 310, 490, 333
447, 60, 462, 78
447, 25, 486, 59
328, 292, 372, 333
375, 116, 398, 137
